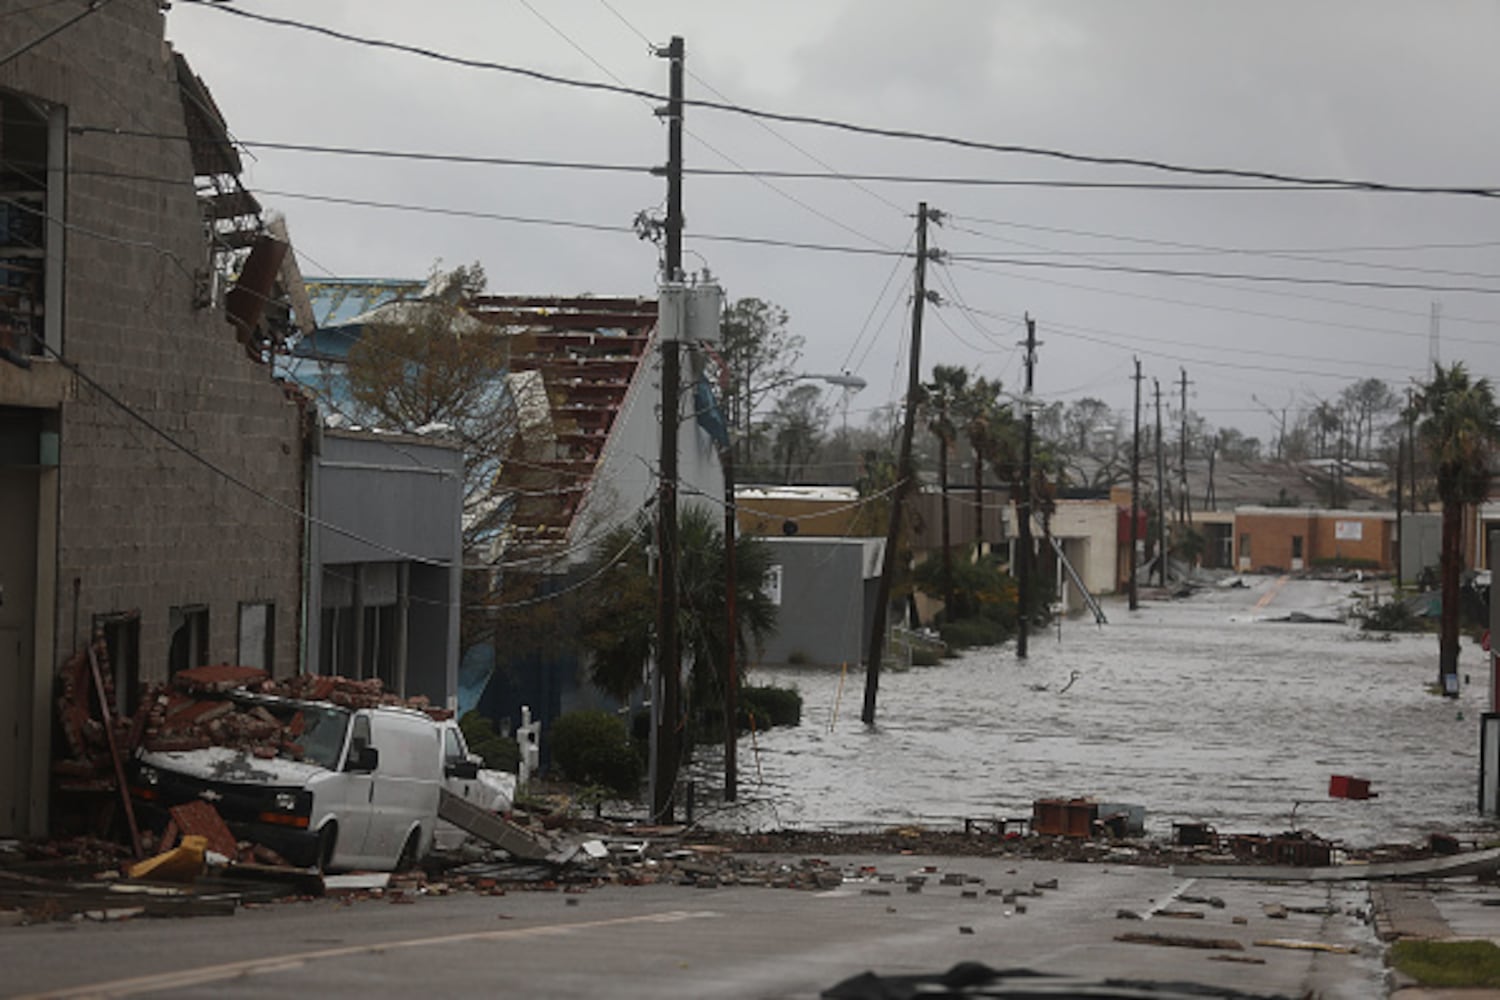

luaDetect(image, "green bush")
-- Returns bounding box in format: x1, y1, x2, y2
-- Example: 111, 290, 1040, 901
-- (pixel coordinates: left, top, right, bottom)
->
1356, 597, 1426, 633
1311, 555, 1381, 570
458, 710, 520, 771
939, 616, 1011, 650
739, 685, 802, 729
548, 710, 641, 799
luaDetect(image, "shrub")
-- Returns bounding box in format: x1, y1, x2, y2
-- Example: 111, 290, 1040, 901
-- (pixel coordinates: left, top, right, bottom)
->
1355, 597, 1426, 633
458, 710, 520, 771
939, 616, 1011, 650
548, 710, 641, 798
1311, 556, 1381, 570
739, 685, 802, 729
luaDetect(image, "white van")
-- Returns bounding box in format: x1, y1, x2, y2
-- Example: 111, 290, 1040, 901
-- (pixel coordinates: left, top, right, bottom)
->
433, 718, 516, 851
130, 695, 444, 872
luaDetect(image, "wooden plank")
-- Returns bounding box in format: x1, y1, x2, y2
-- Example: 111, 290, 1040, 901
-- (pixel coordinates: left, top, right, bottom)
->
86, 642, 142, 859
1115, 932, 1244, 951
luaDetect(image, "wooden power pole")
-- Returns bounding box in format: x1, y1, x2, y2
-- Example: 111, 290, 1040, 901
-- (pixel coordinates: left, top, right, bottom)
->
1129, 358, 1142, 611
863, 203, 936, 725
1154, 378, 1166, 587
652, 35, 684, 822
1178, 367, 1191, 527
1017, 315, 1038, 659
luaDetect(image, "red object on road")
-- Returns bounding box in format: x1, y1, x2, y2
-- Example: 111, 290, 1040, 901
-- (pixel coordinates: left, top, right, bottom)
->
1329, 774, 1377, 800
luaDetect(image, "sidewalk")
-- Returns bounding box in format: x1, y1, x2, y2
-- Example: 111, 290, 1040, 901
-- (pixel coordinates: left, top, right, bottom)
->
1375, 878, 1500, 998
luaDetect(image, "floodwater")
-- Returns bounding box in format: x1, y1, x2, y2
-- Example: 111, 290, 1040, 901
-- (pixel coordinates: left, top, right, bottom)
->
703, 576, 1500, 847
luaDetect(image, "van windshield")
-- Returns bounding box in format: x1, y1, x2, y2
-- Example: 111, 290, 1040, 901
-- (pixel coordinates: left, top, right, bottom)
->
288, 705, 351, 770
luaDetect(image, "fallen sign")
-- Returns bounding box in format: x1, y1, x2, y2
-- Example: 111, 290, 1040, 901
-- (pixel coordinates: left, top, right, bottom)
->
436, 788, 551, 862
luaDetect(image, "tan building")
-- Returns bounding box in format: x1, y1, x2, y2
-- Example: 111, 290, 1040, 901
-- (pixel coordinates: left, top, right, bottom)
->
1232, 508, 1396, 572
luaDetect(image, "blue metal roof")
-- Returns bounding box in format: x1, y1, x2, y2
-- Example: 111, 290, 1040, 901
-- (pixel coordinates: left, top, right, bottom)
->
304, 277, 423, 330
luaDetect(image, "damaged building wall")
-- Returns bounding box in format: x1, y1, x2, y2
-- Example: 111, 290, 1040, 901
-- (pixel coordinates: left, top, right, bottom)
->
309, 429, 463, 709
0, 1, 304, 836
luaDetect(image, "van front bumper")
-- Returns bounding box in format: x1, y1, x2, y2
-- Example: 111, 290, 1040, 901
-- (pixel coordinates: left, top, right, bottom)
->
228, 821, 320, 868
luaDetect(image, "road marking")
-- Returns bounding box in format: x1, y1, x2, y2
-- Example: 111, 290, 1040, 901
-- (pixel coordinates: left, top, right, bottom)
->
18, 910, 721, 999
1253, 575, 1290, 610
1142, 877, 1196, 921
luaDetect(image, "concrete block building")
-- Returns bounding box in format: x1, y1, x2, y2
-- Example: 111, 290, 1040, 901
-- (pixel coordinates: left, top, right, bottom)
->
0, 2, 306, 835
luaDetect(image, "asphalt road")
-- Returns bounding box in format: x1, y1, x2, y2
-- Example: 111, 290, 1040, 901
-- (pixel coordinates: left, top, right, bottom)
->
3, 855, 1387, 999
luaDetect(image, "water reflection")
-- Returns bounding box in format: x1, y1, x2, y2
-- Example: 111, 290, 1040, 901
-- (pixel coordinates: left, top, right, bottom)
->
700, 580, 1498, 846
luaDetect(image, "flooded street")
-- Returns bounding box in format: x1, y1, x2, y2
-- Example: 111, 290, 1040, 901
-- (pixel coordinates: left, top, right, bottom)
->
714, 576, 1498, 847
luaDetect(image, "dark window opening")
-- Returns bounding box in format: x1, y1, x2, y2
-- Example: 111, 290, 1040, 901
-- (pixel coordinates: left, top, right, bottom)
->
320, 605, 355, 678
95, 612, 140, 717
364, 604, 397, 690
0, 88, 56, 363
1291, 535, 1304, 560
168, 604, 209, 676
237, 601, 274, 673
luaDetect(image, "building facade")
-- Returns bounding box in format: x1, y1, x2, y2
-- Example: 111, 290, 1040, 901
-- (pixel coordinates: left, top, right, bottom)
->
0, 3, 305, 835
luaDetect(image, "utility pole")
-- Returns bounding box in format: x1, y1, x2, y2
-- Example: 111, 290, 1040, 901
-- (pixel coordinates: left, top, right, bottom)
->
721, 442, 737, 801
1206, 432, 1218, 512
1395, 433, 1404, 588
1130, 358, 1142, 611
1407, 388, 1417, 517
1154, 378, 1166, 587
863, 203, 936, 725
1017, 315, 1038, 659
1178, 368, 1191, 527
651, 35, 684, 822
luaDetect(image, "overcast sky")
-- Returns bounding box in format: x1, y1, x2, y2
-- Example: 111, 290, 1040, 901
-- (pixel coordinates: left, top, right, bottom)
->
162, 1, 1500, 447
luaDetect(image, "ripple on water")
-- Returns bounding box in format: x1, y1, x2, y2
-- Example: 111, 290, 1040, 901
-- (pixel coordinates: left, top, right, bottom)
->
700, 590, 1500, 846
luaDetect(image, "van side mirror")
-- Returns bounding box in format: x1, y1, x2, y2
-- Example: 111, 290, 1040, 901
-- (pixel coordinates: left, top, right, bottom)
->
345, 745, 379, 773
446, 759, 479, 780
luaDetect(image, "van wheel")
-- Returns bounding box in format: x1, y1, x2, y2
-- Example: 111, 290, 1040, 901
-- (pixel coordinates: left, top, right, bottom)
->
316, 824, 338, 873
395, 830, 421, 873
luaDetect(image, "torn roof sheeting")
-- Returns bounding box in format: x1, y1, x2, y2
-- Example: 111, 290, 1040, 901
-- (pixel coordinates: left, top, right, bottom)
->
173, 52, 242, 178
469, 296, 658, 556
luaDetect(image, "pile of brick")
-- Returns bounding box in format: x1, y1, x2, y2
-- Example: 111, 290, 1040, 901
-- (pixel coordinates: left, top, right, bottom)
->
53, 639, 137, 786
142, 674, 302, 758
139, 666, 443, 757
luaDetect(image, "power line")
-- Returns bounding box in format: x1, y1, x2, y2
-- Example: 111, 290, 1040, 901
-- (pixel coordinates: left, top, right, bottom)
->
840, 234, 914, 373
593, 0, 908, 219
64, 178, 1491, 299
173, 0, 1500, 199
35, 340, 470, 567
0, 0, 113, 67
945, 258, 1498, 349
946, 217, 1500, 283
946, 218, 1500, 332
72, 131, 1467, 192
945, 252, 1500, 296
510, 0, 893, 251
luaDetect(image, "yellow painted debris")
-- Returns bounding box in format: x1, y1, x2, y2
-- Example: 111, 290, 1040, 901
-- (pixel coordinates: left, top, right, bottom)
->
126, 835, 208, 883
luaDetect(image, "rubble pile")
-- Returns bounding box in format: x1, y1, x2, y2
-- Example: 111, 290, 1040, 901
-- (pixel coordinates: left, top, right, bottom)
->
53, 641, 135, 786
118, 665, 446, 759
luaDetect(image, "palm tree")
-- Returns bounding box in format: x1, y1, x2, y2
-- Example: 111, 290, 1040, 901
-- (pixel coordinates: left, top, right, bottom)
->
579, 504, 778, 714
960, 376, 1008, 557
923, 365, 969, 615
1414, 362, 1500, 694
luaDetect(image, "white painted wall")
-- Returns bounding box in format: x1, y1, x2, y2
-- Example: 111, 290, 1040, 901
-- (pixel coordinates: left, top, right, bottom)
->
569, 335, 724, 557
